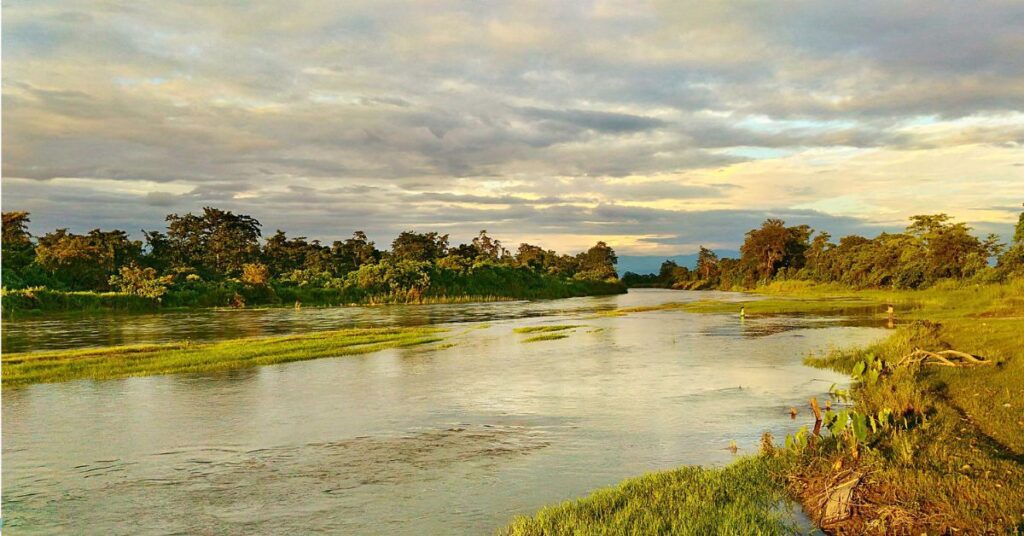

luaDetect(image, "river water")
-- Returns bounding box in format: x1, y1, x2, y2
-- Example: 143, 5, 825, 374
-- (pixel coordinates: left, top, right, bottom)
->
1, 290, 887, 534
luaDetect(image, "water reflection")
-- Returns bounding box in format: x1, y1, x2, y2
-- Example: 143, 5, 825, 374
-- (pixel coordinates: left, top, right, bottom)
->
2, 290, 888, 534
4, 290, 752, 353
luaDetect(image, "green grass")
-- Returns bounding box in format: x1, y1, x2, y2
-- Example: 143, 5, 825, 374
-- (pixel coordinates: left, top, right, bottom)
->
591, 294, 883, 318
522, 333, 571, 343
795, 318, 1024, 533
1, 327, 446, 388
682, 297, 882, 315
777, 279, 1024, 533
513, 325, 582, 334
512, 278, 1024, 533
514, 324, 581, 343
499, 455, 802, 535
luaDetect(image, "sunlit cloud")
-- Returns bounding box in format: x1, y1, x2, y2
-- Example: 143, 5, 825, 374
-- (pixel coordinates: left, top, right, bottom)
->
3, 0, 1023, 254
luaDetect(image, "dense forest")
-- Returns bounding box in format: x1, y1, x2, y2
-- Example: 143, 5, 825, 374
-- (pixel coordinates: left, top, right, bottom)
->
622, 210, 1024, 290
1, 208, 623, 313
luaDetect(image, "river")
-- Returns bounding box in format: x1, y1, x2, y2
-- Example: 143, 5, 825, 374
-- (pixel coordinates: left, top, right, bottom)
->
1, 289, 887, 534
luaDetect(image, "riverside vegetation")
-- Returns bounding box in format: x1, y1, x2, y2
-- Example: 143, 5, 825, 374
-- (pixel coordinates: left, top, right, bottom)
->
503, 209, 1024, 534
502, 279, 1024, 534
2, 327, 446, 388
1, 208, 623, 316
5, 208, 1023, 532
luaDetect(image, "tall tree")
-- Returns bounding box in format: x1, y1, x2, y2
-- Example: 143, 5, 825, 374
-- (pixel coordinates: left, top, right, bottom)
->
696, 246, 719, 280
906, 213, 991, 281
515, 243, 549, 271
35, 229, 142, 290
740, 219, 789, 280
165, 207, 262, 277
2, 212, 33, 246
471, 230, 506, 260
2, 212, 38, 287
576, 241, 618, 281
331, 231, 380, 274
391, 231, 449, 262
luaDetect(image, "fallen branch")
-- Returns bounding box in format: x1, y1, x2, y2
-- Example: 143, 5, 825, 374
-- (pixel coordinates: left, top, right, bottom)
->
898, 347, 993, 368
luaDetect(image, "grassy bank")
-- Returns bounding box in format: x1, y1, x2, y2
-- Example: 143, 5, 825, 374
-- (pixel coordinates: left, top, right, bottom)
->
1, 287, 163, 316
2, 277, 625, 318
500, 455, 802, 535
503, 279, 1024, 534
2, 326, 446, 388
789, 288, 1024, 533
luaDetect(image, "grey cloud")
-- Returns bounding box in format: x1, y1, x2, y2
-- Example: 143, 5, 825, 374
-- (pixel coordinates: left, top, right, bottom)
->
516, 107, 667, 134
2, 0, 1022, 253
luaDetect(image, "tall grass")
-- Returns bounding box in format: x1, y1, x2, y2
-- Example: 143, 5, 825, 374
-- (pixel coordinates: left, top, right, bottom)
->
2, 287, 160, 316
3, 276, 626, 317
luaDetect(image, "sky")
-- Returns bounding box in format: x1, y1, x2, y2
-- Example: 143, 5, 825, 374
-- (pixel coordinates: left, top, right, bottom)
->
3, 0, 1023, 255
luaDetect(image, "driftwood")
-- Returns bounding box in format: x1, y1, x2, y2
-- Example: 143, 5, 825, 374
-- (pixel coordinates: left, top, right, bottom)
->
821, 475, 860, 524
898, 347, 992, 368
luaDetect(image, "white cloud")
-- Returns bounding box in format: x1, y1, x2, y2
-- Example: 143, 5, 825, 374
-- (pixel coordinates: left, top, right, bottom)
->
3, 0, 1023, 253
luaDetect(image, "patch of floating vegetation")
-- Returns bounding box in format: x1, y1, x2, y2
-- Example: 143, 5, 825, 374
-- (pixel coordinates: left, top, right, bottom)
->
522, 333, 571, 343
2, 327, 446, 387
512, 325, 582, 334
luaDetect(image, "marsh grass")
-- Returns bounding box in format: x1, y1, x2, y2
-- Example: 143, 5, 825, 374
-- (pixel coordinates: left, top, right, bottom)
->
498, 455, 802, 535
591, 296, 882, 318
2, 327, 446, 387
521, 333, 571, 343
513, 325, 581, 334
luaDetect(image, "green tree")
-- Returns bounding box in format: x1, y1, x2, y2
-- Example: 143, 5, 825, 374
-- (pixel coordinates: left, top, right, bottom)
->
2, 212, 39, 287
2, 211, 33, 246
165, 207, 262, 277
997, 204, 1024, 275
739, 219, 812, 281
906, 214, 991, 282
575, 242, 618, 281
331, 231, 380, 275
109, 264, 174, 299
696, 246, 719, 280
141, 230, 173, 273
391, 231, 449, 262
472, 230, 506, 260
35, 229, 142, 290
263, 230, 330, 276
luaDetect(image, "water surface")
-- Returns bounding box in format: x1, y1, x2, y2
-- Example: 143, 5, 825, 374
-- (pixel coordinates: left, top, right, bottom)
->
2, 290, 887, 534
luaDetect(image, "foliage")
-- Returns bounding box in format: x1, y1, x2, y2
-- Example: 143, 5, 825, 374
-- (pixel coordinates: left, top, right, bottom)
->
574, 241, 618, 281
240, 262, 271, 286
391, 230, 450, 262
163, 207, 263, 277
1, 207, 624, 315
34, 228, 142, 290
627, 210, 1019, 291
108, 264, 175, 299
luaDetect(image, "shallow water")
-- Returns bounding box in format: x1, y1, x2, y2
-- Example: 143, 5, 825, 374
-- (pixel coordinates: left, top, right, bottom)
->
2, 289, 755, 353
2, 290, 887, 534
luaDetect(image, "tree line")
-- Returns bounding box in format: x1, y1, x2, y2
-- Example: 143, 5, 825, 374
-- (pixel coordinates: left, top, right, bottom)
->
1, 207, 621, 309
623, 210, 1024, 290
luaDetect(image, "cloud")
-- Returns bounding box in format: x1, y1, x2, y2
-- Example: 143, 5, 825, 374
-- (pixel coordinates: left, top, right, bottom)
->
2, 0, 1023, 254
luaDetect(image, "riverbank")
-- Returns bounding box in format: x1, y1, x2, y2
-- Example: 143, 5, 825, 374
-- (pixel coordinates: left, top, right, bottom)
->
1, 277, 626, 318
500, 455, 802, 535
501, 279, 1024, 534
2, 326, 446, 388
